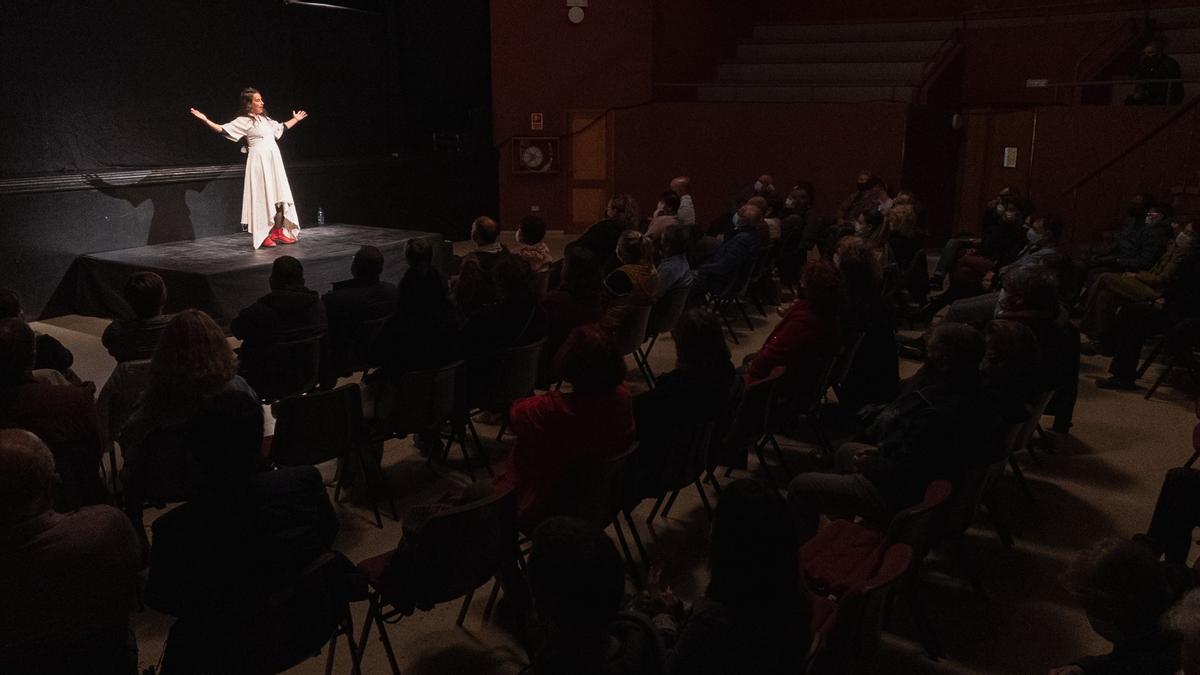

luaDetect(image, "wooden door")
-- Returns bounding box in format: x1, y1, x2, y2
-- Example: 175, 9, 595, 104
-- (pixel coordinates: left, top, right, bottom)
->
954, 110, 1036, 233
567, 110, 613, 234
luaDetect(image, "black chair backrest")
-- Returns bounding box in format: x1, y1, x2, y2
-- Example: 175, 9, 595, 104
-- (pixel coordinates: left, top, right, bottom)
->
723, 366, 786, 450
567, 443, 640, 530
339, 310, 391, 374
646, 283, 691, 340
138, 423, 203, 507
656, 421, 715, 494
829, 332, 867, 401
483, 339, 546, 413
97, 358, 152, 446
403, 487, 517, 606
611, 304, 654, 357
271, 384, 363, 467
382, 360, 462, 435
246, 332, 325, 403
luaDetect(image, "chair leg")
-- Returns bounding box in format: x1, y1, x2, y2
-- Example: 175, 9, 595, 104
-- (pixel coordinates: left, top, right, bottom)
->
456, 587, 475, 627
325, 618, 338, 675
694, 479, 714, 519
1136, 338, 1165, 379
705, 469, 722, 494
483, 576, 502, 622
636, 348, 656, 386
611, 518, 643, 589
329, 607, 361, 675
466, 418, 495, 478
905, 576, 944, 660
737, 300, 754, 331
355, 596, 376, 672
660, 490, 681, 519
949, 535, 987, 600
1145, 354, 1177, 400
768, 433, 793, 476
645, 334, 658, 358
355, 449, 383, 529
622, 510, 651, 569
1008, 456, 1036, 503
646, 494, 666, 525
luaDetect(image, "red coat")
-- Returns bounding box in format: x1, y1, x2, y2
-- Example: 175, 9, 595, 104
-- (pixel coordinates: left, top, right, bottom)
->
496, 386, 635, 530
746, 299, 841, 396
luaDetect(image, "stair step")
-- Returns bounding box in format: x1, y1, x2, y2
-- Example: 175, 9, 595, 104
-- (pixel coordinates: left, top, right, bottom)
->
1162, 28, 1200, 52
736, 40, 944, 63
718, 61, 925, 83
698, 84, 915, 103
754, 21, 956, 43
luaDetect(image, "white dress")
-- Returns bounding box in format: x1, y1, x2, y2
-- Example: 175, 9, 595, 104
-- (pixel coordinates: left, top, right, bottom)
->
220, 115, 300, 249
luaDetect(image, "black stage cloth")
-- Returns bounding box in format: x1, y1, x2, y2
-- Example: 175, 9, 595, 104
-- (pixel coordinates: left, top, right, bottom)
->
65, 224, 442, 324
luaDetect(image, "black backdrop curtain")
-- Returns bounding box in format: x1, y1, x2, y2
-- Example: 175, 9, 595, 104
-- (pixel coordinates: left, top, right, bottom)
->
0, 0, 393, 176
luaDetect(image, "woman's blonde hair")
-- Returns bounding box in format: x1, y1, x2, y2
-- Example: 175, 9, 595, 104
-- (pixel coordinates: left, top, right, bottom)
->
148, 309, 237, 404
885, 203, 919, 238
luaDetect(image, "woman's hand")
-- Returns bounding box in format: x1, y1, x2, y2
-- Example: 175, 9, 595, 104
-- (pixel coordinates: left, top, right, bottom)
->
189, 108, 208, 122
292, 110, 308, 122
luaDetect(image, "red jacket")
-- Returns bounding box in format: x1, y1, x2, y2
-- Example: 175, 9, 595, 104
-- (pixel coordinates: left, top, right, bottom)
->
746, 299, 841, 396
496, 386, 635, 530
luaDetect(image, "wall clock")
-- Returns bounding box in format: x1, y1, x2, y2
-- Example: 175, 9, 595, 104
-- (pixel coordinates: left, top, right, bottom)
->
513, 137, 558, 174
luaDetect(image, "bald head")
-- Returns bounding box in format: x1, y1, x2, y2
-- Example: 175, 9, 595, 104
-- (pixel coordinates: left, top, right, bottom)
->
0, 429, 57, 522
670, 176, 690, 195
737, 203, 763, 226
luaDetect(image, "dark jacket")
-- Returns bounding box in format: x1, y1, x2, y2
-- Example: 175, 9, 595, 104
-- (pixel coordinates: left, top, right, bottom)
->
454, 246, 509, 316
698, 226, 761, 292
837, 296, 899, 413
1131, 54, 1184, 104
1100, 219, 1172, 272
1163, 251, 1200, 319
231, 286, 328, 376
369, 306, 461, 382
322, 278, 396, 377
33, 333, 74, 374
569, 219, 624, 273
102, 315, 171, 363
746, 299, 841, 397
978, 215, 1025, 265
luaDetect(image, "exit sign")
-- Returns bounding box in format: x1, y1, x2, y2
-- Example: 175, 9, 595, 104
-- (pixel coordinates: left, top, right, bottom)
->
530, 113, 544, 131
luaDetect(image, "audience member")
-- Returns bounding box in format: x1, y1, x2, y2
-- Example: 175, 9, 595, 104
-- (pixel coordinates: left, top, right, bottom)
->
788, 323, 1002, 539
1077, 202, 1171, 292
146, 391, 339, 673
101, 271, 171, 363
1054, 537, 1192, 674
453, 215, 509, 316
1139, 464, 1200, 565
746, 195, 781, 241
1127, 40, 1185, 105
540, 247, 605, 385
405, 236, 436, 269
230, 255, 327, 390
885, 203, 925, 274
512, 215, 553, 274
1080, 218, 1198, 343
0, 288, 78, 381
497, 324, 634, 531
692, 203, 763, 299
0, 429, 141, 675
732, 173, 777, 212
929, 186, 1026, 289
641, 479, 811, 675
833, 237, 899, 415
745, 260, 843, 400
525, 516, 665, 675
568, 195, 639, 274
981, 319, 1042, 424
631, 309, 735, 498
370, 263, 461, 384
670, 176, 695, 227
654, 225, 693, 300
837, 171, 888, 225
647, 191, 682, 241
120, 309, 257, 480
600, 231, 657, 332
1166, 588, 1200, 675
321, 245, 396, 385
0, 318, 107, 510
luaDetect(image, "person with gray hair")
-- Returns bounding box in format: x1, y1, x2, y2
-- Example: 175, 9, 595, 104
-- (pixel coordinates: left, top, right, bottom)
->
0, 429, 141, 673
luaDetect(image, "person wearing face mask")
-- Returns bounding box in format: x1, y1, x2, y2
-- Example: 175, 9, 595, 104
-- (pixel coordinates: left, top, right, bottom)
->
1077, 201, 1172, 296
670, 176, 696, 227
929, 186, 1026, 291
837, 171, 888, 226
1126, 40, 1184, 105
691, 204, 764, 304
732, 174, 777, 212
1080, 218, 1200, 347
646, 191, 683, 242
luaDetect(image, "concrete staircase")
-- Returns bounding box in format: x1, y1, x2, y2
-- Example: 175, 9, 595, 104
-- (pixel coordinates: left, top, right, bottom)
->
699, 20, 958, 103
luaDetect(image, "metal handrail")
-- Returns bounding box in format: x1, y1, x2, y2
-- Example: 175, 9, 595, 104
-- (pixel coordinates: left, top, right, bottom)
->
1035, 76, 1200, 88
1072, 17, 1143, 84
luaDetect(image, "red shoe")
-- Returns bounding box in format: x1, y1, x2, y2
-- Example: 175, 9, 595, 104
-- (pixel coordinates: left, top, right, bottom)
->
271, 225, 297, 245
259, 235, 277, 248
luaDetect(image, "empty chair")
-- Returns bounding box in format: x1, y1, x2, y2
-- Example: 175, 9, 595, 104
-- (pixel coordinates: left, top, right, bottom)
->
471, 338, 546, 443
243, 331, 325, 403
327, 309, 391, 382
707, 262, 756, 343
610, 304, 655, 386
354, 488, 518, 674
639, 283, 692, 377
720, 366, 788, 483
642, 421, 717, 524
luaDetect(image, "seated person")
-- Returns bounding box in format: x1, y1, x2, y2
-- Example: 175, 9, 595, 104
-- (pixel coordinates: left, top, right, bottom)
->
885, 203, 926, 284
540, 247, 604, 386
369, 263, 461, 385
854, 209, 888, 264
636, 479, 811, 675
0, 318, 107, 511
981, 319, 1041, 424
1077, 201, 1171, 292
788, 323, 1003, 540
1080, 218, 1198, 344
525, 516, 665, 675
836, 171, 888, 226
101, 271, 171, 363
321, 245, 397, 385
512, 215, 553, 274
1098, 244, 1200, 390
671, 176, 695, 227
1127, 40, 1185, 105
120, 310, 257, 499
496, 324, 634, 531
230, 255, 327, 390
0, 429, 141, 675
0, 288, 79, 382
646, 190, 682, 242
1053, 537, 1193, 675
654, 226, 693, 301
1166, 589, 1200, 674
745, 261, 843, 401
1139, 464, 1200, 565
600, 231, 657, 333
566, 195, 638, 275
834, 237, 899, 416
453, 215, 509, 317
146, 391, 339, 673
746, 195, 781, 241
691, 203, 763, 300
632, 309, 735, 498
929, 185, 1026, 289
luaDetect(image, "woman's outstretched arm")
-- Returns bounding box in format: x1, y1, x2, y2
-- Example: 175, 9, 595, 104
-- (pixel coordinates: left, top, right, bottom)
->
284, 109, 308, 130
189, 108, 224, 134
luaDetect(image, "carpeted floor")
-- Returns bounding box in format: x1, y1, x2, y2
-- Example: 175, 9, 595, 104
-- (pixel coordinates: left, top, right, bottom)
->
33, 235, 1199, 674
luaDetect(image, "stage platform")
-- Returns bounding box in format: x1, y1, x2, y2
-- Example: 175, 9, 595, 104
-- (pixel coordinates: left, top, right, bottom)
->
57, 224, 443, 324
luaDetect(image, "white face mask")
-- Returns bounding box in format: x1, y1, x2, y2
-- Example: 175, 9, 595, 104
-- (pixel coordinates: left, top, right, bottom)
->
996, 203, 1006, 214
753, 180, 764, 192
1027, 228, 1042, 245
1177, 231, 1195, 248
785, 198, 796, 209
732, 212, 741, 227
855, 222, 869, 236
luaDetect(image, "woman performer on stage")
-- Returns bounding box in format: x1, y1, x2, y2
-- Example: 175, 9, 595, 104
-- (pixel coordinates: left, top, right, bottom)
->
189, 88, 308, 249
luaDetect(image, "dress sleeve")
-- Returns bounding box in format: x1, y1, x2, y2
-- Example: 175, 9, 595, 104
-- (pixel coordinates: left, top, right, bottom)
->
269, 118, 285, 140
220, 116, 252, 143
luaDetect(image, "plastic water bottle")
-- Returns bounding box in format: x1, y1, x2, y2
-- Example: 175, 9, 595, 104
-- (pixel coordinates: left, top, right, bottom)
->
316, 207, 325, 226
